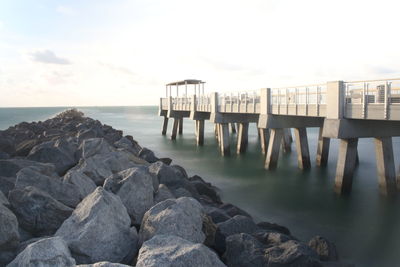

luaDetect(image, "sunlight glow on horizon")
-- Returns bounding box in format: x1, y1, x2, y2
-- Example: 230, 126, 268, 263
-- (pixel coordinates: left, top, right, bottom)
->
1, 0, 400, 107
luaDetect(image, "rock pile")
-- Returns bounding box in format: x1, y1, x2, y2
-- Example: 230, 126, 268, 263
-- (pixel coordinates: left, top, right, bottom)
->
0, 109, 350, 267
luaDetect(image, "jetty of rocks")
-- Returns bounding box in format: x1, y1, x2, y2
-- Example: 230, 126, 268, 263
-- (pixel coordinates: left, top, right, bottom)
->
0, 109, 351, 267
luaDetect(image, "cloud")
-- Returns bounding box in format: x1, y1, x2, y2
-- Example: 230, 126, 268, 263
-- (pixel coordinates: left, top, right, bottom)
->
56, 6, 76, 16
98, 62, 136, 76
29, 50, 71, 65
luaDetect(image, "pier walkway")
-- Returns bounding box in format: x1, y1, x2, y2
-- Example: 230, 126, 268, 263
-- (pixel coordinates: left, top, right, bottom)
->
159, 79, 400, 196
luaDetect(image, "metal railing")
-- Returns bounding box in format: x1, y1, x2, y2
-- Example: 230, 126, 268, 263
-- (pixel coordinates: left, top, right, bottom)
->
271, 84, 327, 105
218, 90, 260, 113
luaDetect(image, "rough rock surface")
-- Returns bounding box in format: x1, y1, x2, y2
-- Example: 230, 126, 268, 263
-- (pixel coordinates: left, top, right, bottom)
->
138, 147, 159, 163
7, 236, 76, 267
139, 197, 205, 244
154, 184, 175, 204
0, 190, 9, 206
63, 169, 97, 199
0, 158, 55, 178
8, 186, 73, 236
77, 262, 131, 267
136, 234, 226, 267
0, 204, 20, 250
309, 236, 339, 261
103, 167, 154, 224
55, 187, 138, 264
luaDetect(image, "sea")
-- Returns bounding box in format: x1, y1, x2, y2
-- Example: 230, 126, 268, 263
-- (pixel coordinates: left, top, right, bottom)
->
1, 106, 399, 267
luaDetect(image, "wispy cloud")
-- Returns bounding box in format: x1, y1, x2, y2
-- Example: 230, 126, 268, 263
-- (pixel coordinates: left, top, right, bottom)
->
56, 6, 77, 16
98, 62, 136, 76
29, 50, 71, 65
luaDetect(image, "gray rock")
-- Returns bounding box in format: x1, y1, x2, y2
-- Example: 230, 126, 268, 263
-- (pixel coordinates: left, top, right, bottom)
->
56, 187, 138, 264
265, 240, 322, 267
114, 136, 141, 156
27, 138, 78, 175
219, 203, 252, 218
139, 197, 205, 244
16, 236, 48, 255
0, 190, 9, 206
136, 234, 226, 267
80, 138, 114, 159
138, 147, 159, 163
77, 262, 131, 267
7, 236, 76, 267
9, 186, 73, 236
158, 157, 172, 165
257, 221, 291, 236
202, 214, 217, 248
0, 176, 16, 196
0, 250, 16, 266
103, 167, 154, 224
154, 184, 175, 204
204, 206, 231, 224
63, 169, 97, 199
309, 236, 339, 261
224, 233, 268, 267
15, 167, 81, 208
77, 129, 98, 143
189, 178, 221, 204
215, 215, 259, 254
0, 159, 55, 178
15, 139, 40, 157
253, 231, 294, 246
0, 204, 20, 250
0, 151, 10, 159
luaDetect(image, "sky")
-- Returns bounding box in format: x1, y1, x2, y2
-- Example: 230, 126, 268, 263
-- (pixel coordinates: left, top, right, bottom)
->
0, 0, 399, 107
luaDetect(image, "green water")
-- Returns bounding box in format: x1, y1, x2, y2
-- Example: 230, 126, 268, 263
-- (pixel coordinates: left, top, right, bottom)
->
1, 106, 399, 267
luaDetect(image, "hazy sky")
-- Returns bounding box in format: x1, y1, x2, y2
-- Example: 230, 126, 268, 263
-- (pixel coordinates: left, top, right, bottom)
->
0, 0, 399, 107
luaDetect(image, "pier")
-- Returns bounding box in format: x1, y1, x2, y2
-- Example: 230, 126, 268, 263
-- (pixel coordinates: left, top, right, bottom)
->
159, 79, 400, 196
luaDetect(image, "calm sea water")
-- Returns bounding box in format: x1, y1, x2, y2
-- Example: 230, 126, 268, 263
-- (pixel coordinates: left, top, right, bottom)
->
1, 106, 399, 267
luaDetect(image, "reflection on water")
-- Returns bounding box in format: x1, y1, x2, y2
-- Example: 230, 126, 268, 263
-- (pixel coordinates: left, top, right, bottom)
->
1, 106, 399, 267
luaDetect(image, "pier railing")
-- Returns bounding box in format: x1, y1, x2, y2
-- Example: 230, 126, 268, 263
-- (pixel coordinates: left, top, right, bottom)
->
218, 90, 260, 114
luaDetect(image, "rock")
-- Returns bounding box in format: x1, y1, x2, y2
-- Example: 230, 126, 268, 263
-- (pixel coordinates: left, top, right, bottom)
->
15, 167, 81, 208
215, 215, 259, 254
16, 237, 48, 255
253, 231, 294, 246
9, 186, 73, 236
219, 203, 252, 218
7, 236, 76, 267
158, 157, 172, 165
0, 250, 16, 266
190, 178, 221, 204
223, 233, 268, 267
80, 138, 114, 159
0, 134, 15, 155
114, 136, 141, 156
77, 129, 98, 142
18, 227, 33, 242
0, 176, 15, 196
202, 214, 217, 248
0, 151, 10, 159
309, 236, 339, 261
56, 187, 138, 264
264, 240, 322, 267
257, 221, 291, 236
139, 197, 205, 244
138, 147, 159, 163
63, 169, 97, 199
136, 234, 226, 267
103, 167, 154, 224
77, 262, 131, 267
148, 161, 183, 187
154, 184, 175, 204
0, 204, 20, 250
0, 158, 55, 178
205, 207, 231, 224
26, 138, 78, 175
171, 187, 193, 198
15, 139, 40, 157
0, 190, 9, 206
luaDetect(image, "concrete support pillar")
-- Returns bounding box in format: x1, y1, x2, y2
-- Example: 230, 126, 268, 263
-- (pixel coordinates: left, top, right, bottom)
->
236, 123, 249, 154
219, 123, 230, 156
214, 124, 219, 140
171, 118, 179, 140
334, 138, 359, 195
161, 116, 169, 135
231, 123, 236, 134
316, 127, 330, 167
374, 137, 397, 196
282, 128, 292, 152
294, 128, 311, 170
178, 118, 183, 135
265, 128, 283, 170
196, 120, 205, 146
259, 128, 270, 154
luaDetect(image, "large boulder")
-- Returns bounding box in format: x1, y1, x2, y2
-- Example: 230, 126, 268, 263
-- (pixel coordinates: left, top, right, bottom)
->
80, 138, 115, 159
0, 176, 15, 196
114, 136, 141, 156
55, 187, 138, 264
0, 190, 9, 206
308, 236, 339, 261
77, 262, 131, 267
264, 240, 322, 267
8, 186, 73, 236
136, 235, 226, 267
7, 236, 76, 267
138, 147, 159, 163
26, 138, 78, 175
215, 215, 259, 254
139, 197, 205, 244
103, 167, 154, 224
0, 204, 20, 250
154, 184, 175, 204
223, 233, 268, 267
0, 159, 55, 178
63, 169, 97, 199
15, 167, 81, 208
189, 175, 222, 204
257, 221, 291, 236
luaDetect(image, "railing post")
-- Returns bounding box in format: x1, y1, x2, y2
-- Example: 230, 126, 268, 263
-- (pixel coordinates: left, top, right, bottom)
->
326, 81, 345, 119
260, 88, 271, 115
167, 96, 173, 112
191, 95, 196, 113
211, 92, 219, 113
384, 81, 389, 119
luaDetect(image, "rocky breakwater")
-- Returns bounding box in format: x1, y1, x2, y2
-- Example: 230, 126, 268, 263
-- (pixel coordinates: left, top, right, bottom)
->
0, 109, 352, 267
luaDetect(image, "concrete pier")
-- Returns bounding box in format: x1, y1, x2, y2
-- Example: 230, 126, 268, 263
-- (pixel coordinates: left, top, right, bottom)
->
259, 128, 270, 154
294, 127, 311, 170
161, 116, 168, 135
236, 123, 249, 154
265, 128, 283, 170
334, 138, 359, 195
231, 123, 236, 134
219, 123, 230, 156
374, 137, 397, 196
196, 120, 205, 146
178, 118, 183, 135
282, 128, 292, 152
171, 118, 179, 140
316, 127, 330, 166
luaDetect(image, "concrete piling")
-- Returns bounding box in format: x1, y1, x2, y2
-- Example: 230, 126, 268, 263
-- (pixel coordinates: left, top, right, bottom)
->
259, 128, 270, 154
265, 128, 283, 170
171, 118, 179, 140
161, 116, 168, 135
178, 118, 183, 135
236, 123, 249, 154
374, 137, 397, 196
294, 127, 311, 170
196, 120, 205, 146
219, 123, 230, 156
282, 128, 292, 152
334, 138, 359, 194
231, 123, 236, 134
316, 127, 330, 167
